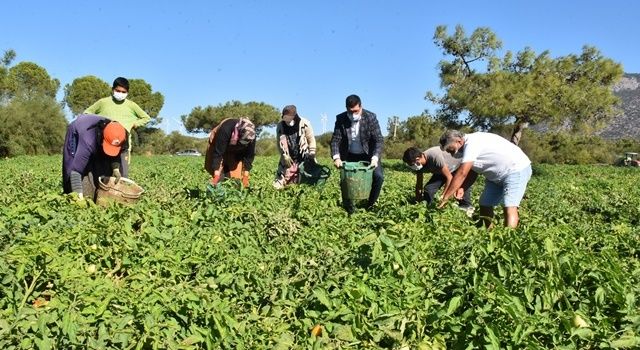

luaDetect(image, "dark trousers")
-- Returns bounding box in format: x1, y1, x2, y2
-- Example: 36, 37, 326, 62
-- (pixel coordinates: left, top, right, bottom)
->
424, 172, 472, 208
342, 153, 384, 210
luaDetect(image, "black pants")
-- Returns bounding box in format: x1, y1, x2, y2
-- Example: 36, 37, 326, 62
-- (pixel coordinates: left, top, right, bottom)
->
424, 172, 472, 208
341, 153, 384, 210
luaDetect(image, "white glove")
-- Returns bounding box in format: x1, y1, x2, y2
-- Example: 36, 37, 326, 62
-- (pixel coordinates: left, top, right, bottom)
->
370, 156, 379, 168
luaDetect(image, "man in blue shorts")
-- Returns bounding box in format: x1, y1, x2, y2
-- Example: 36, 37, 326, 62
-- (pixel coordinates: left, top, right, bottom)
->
437, 130, 532, 228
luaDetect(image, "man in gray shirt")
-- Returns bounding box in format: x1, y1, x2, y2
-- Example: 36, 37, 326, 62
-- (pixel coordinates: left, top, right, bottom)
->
403, 146, 474, 212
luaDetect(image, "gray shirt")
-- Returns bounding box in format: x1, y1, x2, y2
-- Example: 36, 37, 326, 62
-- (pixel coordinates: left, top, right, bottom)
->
420, 146, 461, 174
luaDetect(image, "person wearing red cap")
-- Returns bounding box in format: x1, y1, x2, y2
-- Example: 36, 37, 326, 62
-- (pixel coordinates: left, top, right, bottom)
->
62, 114, 128, 201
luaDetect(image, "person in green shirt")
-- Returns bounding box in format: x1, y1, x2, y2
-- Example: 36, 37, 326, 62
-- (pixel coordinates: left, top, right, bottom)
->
84, 77, 151, 173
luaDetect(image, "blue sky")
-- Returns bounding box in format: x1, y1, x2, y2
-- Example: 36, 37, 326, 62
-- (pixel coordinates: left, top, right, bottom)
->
4, 0, 639, 136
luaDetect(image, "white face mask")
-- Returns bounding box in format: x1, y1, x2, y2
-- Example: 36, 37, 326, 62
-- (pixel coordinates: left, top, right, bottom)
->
349, 112, 362, 122
287, 120, 295, 126
409, 163, 423, 171
113, 91, 128, 101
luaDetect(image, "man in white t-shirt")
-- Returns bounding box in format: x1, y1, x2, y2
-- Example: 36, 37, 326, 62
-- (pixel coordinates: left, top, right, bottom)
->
438, 130, 532, 228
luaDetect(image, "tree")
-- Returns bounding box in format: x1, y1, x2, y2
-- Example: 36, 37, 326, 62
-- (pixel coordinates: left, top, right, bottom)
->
128, 79, 164, 125
63, 76, 110, 115
0, 49, 17, 103
6, 61, 59, 99
428, 25, 624, 145
0, 96, 67, 157
181, 100, 280, 134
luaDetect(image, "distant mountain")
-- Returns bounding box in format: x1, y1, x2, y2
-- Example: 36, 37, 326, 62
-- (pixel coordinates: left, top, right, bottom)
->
597, 73, 640, 140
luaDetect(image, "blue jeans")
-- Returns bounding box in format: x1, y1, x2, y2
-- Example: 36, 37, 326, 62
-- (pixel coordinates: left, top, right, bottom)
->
480, 165, 532, 207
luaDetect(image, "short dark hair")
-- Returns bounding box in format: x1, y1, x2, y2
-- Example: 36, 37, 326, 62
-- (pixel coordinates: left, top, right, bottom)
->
345, 94, 361, 108
403, 147, 422, 164
112, 77, 129, 91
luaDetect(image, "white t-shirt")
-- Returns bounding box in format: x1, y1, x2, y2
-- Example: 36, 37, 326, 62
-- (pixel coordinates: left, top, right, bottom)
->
461, 132, 531, 182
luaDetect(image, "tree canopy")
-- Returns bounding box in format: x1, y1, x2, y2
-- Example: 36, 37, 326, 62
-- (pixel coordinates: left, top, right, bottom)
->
0, 96, 67, 157
4, 61, 59, 100
181, 100, 280, 134
427, 25, 624, 144
63, 76, 110, 115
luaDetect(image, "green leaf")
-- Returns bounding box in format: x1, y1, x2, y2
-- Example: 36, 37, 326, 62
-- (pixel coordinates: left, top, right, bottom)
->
610, 336, 640, 348
446, 296, 463, 316
313, 289, 332, 309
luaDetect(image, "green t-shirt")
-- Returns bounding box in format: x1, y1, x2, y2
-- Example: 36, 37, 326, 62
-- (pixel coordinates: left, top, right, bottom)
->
84, 97, 151, 132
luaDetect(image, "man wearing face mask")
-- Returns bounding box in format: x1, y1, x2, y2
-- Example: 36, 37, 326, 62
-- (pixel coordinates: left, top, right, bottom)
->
273, 105, 317, 189
204, 117, 256, 188
84, 77, 151, 175
330, 94, 384, 213
402, 146, 474, 214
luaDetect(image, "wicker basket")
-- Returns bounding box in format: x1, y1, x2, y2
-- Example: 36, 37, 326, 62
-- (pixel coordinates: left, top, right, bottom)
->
96, 177, 144, 206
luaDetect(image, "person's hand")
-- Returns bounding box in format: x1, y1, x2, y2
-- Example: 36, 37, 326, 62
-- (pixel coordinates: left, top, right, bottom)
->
283, 155, 294, 168
210, 171, 221, 187
242, 171, 250, 188
370, 156, 379, 168
112, 168, 121, 184
455, 188, 465, 200
333, 158, 343, 168
71, 192, 89, 207
437, 199, 448, 209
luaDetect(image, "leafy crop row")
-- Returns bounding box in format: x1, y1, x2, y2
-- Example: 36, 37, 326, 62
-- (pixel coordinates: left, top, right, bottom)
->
1, 156, 639, 349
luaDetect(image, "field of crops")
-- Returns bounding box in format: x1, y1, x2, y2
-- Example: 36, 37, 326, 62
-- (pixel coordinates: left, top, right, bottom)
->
1, 155, 639, 349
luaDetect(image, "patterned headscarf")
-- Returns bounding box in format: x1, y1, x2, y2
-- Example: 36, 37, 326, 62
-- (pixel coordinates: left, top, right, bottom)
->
230, 117, 256, 146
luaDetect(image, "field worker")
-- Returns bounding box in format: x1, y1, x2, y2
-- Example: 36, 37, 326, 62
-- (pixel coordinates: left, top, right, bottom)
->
84, 77, 151, 172
438, 130, 532, 228
402, 146, 475, 215
204, 117, 256, 188
331, 94, 384, 213
273, 105, 317, 189
62, 115, 127, 201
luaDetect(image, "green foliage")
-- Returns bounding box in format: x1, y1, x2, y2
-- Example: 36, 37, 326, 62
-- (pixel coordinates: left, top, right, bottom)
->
315, 132, 333, 158
128, 79, 165, 125
255, 136, 279, 157
0, 49, 17, 102
0, 97, 67, 157
384, 114, 445, 159
428, 25, 624, 142
5, 62, 59, 99
133, 129, 208, 155
63, 75, 110, 116
182, 100, 280, 134
1, 156, 639, 348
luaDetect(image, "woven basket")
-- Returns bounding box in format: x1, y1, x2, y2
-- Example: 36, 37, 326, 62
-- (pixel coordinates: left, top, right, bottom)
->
96, 177, 144, 206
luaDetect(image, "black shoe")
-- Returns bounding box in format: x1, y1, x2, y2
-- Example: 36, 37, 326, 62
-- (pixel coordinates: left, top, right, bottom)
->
345, 205, 355, 214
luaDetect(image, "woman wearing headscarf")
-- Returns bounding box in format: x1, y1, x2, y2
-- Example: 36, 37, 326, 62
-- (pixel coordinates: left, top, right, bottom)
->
273, 105, 317, 189
204, 117, 256, 188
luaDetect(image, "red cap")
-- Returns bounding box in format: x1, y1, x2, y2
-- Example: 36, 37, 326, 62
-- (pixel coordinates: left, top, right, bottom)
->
102, 122, 126, 156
